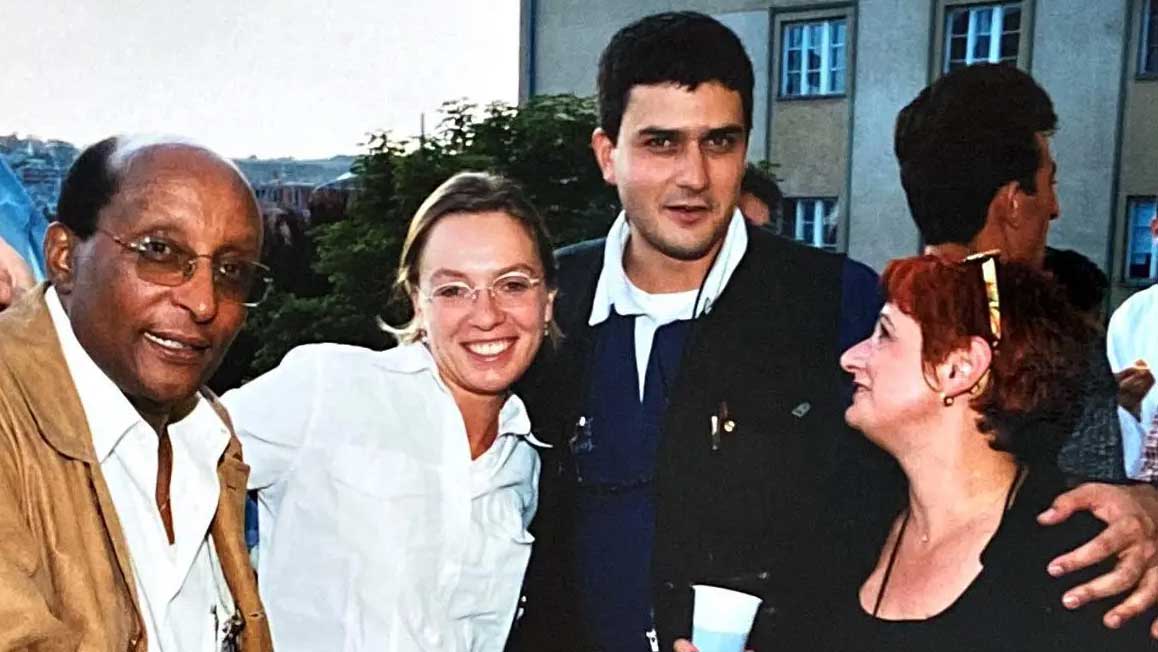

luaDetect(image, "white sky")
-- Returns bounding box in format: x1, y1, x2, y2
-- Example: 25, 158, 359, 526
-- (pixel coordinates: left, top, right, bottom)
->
0, 0, 520, 159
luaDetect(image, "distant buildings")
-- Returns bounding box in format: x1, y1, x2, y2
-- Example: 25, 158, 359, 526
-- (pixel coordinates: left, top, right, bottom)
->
0, 134, 356, 224
309, 172, 359, 224
234, 155, 358, 220
255, 181, 316, 216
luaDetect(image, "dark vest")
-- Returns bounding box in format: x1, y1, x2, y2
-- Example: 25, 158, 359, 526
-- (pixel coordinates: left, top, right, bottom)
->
512, 227, 880, 652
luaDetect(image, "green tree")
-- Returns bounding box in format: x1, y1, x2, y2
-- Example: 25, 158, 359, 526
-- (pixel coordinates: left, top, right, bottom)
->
218, 94, 618, 386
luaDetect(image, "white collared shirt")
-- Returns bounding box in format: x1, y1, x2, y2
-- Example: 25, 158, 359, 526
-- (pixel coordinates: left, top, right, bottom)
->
46, 288, 234, 651
222, 342, 547, 652
588, 210, 749, 397
1107, 284, 1158, 479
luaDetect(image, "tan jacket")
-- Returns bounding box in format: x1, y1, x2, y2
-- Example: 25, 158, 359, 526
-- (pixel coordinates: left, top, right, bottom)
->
0, 286, 272, 652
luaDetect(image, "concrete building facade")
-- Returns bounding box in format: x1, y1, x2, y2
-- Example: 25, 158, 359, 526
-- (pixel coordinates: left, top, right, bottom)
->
520, 0, 1158, 306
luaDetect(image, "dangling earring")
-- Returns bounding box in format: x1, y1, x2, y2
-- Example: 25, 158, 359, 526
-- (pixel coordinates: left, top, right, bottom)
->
543, 322, 551, 337
940, 392, 954, 407
418, 328, 428, 343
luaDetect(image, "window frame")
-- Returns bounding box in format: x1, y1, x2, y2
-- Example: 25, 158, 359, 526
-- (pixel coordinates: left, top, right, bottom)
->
781, 196, 839, 251
778, 17, 848, 100
1140, 0, 1158, 78
1124, 195, 1158, 284
942, 2, 1024, 74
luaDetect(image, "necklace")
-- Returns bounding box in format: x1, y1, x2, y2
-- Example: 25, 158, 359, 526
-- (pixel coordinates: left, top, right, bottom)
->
871, 464, 1025, 617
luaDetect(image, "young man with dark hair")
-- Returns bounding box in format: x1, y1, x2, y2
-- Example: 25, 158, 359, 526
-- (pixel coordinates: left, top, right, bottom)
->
513, 15, 1158, 652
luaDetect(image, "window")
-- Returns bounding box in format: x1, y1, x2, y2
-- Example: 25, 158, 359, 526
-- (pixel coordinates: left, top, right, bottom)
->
781, 197, 839, 251
781, 18, 846, 97
1125, 197, 1158, 282
944, 3, 1022, 73
1141, 0, 1158, 75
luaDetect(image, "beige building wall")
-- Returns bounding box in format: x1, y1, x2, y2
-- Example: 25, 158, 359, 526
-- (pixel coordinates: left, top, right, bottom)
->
767, 7, 851, 215
770, 100, 848, 196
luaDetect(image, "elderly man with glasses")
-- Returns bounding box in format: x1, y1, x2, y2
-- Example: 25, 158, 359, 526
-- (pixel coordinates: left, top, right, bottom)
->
0, 135, 272, 652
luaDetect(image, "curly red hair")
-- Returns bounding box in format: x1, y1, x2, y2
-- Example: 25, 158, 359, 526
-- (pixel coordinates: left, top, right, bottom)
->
881, 255, 1093, 461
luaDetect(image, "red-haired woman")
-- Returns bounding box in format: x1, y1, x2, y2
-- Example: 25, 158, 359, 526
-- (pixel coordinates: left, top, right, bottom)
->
830, 254, 1152, 650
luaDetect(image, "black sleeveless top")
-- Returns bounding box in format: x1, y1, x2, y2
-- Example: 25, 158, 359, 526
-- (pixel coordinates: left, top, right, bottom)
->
824, 465, 1153, 652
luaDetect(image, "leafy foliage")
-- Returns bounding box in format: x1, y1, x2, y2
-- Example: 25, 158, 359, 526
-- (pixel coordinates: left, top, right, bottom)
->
211, 94, 619, 389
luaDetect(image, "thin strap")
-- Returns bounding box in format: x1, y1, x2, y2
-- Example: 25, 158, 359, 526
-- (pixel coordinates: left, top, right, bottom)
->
873, 509, 909, 617
1003, 463, 1026, 512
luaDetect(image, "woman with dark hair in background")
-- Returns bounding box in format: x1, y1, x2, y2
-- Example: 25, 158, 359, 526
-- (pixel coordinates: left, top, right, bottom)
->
223, 171, 557, 651
829, 254, 1152, 651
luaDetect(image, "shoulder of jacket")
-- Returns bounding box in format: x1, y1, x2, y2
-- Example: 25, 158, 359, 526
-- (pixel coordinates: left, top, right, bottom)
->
555, 239, 605, 279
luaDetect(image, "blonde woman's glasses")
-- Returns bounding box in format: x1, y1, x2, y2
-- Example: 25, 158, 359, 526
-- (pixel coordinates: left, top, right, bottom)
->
420, 272, 544, 310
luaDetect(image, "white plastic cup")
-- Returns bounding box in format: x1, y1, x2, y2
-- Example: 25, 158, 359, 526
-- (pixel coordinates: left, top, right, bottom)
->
691, 584, 762, 652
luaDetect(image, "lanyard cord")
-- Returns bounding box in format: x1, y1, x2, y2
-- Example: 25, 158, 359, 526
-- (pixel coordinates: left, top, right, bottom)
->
574, 233, 727, 432
565, 237, 727, 486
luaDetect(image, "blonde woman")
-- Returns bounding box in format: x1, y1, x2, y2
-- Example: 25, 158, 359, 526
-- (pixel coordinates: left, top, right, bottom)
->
224, 172, 557, 651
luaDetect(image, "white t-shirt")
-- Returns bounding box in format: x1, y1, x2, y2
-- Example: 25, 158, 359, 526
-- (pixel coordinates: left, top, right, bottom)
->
588, 210, 749, 397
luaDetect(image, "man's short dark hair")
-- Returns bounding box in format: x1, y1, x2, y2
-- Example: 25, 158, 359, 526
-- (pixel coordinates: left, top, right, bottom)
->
1043, 247, 1109, 316
596, 11, 754, 143
56, 136, 121, 239
894, 63, 1057, 246
741, 163, 782, 215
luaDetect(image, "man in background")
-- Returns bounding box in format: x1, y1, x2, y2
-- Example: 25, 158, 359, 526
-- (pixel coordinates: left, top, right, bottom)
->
736, 163, 781, 229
